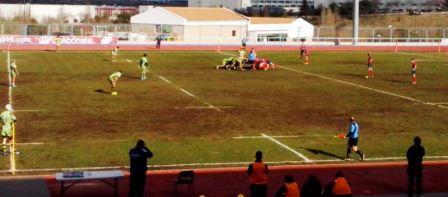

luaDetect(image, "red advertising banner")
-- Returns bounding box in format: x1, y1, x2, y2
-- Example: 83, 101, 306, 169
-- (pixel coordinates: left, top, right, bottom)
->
0, 36, 118, 45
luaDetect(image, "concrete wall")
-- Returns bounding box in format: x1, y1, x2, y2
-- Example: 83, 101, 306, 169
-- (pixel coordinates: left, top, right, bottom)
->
0, 4, 96, 23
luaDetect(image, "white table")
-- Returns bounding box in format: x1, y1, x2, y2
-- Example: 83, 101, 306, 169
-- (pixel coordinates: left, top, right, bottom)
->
55, 170, 124, 197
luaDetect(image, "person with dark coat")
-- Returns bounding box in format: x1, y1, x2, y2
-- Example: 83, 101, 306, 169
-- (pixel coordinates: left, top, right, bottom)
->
128, 139, 153, 197
301, 175, 322, 197
407, 136, 425, 197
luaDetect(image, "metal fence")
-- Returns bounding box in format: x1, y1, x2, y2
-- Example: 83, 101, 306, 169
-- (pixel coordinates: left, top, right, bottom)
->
1, 23, 448, 44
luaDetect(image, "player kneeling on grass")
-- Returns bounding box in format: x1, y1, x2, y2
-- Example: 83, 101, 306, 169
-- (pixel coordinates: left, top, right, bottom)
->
345, 116, 365, 161
10, 59, 19, 87
1, 104, 16, 156
217, 57, 236, 70
109, 70, 123, 95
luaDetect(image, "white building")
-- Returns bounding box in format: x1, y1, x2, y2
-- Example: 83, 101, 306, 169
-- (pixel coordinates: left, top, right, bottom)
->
188, 0, 252, 10
248, 17, 314, 42
130, 7, 249, 42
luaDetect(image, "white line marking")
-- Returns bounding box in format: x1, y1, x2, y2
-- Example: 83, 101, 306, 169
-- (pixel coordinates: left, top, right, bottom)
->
158, 76, 172, 84
279, 65, 448, 110
175, 106, 235, 110
157, 75, 221, 112
2, 156, 448, 173
261, 133, 312, 162
233, 135, 300, 139
398, 52, 447, 60
15, 109, 41, 112
16, 142, 43, 145
180, 88, 196, 97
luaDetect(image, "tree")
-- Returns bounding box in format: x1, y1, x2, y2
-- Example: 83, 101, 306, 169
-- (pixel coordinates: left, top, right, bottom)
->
300, 0, 310, 17
359, 0, 379, 14
113, 13, 132, 23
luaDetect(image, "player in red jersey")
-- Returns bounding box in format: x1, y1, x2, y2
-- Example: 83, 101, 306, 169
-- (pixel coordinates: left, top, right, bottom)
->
365, 53, 375, 78
303, 48, 310, 65
300, 43, 306, 59
411, 58, 417, 84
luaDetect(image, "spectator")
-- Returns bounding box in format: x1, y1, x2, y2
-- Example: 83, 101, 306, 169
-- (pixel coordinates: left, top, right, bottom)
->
331, 171, 352, 197
128, 139, 154, 197
156, 35, 162, 49
407, 136, 425, 197
247, 150, 268, 197
274, 174, 300, 197
301, 175, 322, 197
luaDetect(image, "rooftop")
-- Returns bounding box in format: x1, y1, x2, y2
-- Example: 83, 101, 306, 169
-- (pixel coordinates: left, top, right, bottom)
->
164, 7, 248, 21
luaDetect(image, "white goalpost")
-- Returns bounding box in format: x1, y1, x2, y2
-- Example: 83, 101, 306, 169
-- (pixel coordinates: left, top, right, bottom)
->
6, 43, 16, 175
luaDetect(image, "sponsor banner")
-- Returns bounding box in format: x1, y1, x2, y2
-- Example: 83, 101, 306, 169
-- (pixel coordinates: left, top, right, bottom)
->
0, 36, 118, 45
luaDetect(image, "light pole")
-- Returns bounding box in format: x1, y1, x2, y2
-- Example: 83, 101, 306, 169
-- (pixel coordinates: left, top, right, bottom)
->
353, 0, 359, 45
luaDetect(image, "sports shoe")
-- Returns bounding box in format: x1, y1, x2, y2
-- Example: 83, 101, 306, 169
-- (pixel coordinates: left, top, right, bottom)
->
361, 153, 366, 161
344, 157, 353, 161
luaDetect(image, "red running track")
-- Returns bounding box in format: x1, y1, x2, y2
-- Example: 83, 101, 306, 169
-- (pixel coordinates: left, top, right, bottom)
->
1, 44, 448, 52
43, 161, 448, 197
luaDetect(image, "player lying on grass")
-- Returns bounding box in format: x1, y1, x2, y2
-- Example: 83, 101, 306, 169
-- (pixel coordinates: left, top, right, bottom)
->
108, 70, 123, 95
216, 57, 236, 70
10, 59, 19, 87
252, 58, 276, 70
1, 104, 16, 156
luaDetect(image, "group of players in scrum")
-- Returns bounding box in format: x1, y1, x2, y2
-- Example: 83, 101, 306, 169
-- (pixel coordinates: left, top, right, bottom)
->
216, 48, 277, 71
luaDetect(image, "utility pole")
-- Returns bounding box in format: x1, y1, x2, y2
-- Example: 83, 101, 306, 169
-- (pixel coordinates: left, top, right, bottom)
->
353, 0, 359, 45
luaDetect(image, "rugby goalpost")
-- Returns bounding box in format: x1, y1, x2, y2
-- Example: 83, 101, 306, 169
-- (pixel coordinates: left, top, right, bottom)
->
6, 43, 16, 175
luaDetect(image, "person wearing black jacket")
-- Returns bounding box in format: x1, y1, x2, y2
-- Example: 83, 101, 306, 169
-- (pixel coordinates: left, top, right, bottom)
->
129, 139, 154, 197
407, 136, 425, 197
301, 175, 322, 197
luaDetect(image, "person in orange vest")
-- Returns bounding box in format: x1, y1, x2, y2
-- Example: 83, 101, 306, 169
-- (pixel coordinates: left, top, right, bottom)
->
247, 151, 269, 197
331, 171, 352, 197
274, 174, 300, 197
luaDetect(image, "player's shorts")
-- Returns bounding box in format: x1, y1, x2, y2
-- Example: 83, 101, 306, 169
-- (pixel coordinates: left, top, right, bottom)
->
10, 71, 17, 77
367, 64, 373, 68
1, 126, 12, 138
412, 70, 416, 75
300, 50, 304, 55
348, 138, 358, 146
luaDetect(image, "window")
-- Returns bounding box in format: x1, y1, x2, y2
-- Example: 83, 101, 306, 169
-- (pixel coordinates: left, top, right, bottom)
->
232, 30, 236, 37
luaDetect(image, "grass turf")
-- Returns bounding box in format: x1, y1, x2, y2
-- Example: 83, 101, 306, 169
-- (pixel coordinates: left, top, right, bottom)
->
0, 50, 447, 171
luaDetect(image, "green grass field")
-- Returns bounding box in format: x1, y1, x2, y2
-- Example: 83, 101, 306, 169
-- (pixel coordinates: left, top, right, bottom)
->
0, 50, 447, 171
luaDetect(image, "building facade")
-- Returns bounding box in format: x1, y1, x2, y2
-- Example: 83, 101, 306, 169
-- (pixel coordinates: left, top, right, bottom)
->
188, 0, 251, 10
250, 0, 315, 12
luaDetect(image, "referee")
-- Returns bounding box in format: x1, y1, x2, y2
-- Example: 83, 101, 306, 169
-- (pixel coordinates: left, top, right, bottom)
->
345, 116, 365, 161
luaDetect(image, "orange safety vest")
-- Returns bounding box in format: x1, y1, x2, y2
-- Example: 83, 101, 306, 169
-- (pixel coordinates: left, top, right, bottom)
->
249, 162, 268, 184
332, 177, 352, 195
285, 182, 300, 197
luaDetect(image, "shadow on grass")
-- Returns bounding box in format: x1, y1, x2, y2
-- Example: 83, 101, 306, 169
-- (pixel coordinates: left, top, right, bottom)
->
94, 89, 110, 94
103, 59, 111, 62
0, 82, 9, 87
301, 147, 343, 160
122, 75, 141, 80
341, 73, 365, 79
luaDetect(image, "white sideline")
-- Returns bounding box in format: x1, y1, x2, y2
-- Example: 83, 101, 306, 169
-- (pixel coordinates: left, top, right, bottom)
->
157, 75, 222, 112
261, 133, 312, 162
398, 52, 447, 60
279, 65, 448, 110
2, 155, 448, 173
16, 142, 43, 146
